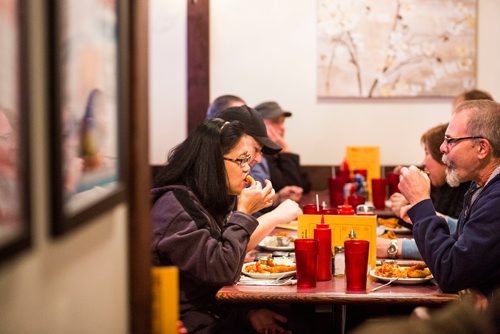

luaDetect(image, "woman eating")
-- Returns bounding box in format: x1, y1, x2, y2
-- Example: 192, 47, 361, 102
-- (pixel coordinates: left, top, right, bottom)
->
151, 119, 291, 334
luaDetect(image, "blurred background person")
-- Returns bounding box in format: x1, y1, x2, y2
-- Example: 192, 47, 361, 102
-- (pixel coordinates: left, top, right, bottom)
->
206, 94, 246, 120
254, 101, 311, 207
452, 88, 494, 110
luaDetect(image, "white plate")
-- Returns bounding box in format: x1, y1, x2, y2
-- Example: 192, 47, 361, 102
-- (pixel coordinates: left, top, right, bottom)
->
384, 226, 412, 234
370, 269, 433, 285
242, 262, 296, 279
258, 236, 295, 251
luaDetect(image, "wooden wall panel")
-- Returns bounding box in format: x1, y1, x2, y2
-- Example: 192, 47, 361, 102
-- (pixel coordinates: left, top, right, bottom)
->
187, 0, 210, 133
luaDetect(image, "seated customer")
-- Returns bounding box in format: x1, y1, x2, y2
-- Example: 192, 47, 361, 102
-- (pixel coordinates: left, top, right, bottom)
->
452, 88, 494, 110
206, 94, 246, 120
152, 119, 291, 333
398, 100, 500, 295
378, 123, 470, 259
254, 101, 311, 206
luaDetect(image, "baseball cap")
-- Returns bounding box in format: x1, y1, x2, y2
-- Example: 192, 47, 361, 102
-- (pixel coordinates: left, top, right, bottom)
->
254, 101, 292, 120
218, 105, 282, 154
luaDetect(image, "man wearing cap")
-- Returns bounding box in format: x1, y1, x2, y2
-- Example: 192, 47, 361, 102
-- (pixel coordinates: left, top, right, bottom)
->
254, 101, 311, 206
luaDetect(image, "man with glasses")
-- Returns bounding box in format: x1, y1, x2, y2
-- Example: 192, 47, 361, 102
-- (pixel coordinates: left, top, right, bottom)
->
398, 99, 500, 296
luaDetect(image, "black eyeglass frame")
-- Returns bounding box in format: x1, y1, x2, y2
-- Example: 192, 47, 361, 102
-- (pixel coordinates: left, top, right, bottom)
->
223, 153, 252, 167
444, 135, 484, 145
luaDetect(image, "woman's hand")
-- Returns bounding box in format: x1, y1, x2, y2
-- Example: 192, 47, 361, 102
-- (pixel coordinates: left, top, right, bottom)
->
399, 204, 413, 224
389, 192, 409, 217
238, 180, 276, 214
247, 308, 291, 334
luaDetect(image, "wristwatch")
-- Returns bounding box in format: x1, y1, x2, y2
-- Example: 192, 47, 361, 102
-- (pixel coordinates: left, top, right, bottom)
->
387, 239, 398, 259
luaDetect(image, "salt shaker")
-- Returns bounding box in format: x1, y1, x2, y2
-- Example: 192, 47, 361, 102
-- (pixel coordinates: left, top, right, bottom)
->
334, 246, 345, 277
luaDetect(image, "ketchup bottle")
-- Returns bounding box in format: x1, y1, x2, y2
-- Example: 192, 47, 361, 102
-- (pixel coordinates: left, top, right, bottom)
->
338, 198, 355, 215
314, 215, 332, 281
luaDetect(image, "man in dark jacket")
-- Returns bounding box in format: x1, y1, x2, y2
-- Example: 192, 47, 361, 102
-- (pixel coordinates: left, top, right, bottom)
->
398, 100, 500, 296
254, 101, 311, 207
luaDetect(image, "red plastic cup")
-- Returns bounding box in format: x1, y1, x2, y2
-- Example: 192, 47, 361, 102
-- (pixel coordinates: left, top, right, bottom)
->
320, 208, 338, 215
344, 239, 369, 293
294, 239, 319, 288
371, 178, 387, 210
347, 195, 366, 210
386, 172, 400, 196
328, 176, 349, 208
302, 204, 320, 214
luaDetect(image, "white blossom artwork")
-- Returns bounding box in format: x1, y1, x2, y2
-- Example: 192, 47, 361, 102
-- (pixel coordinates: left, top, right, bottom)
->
317, 0, 477, 98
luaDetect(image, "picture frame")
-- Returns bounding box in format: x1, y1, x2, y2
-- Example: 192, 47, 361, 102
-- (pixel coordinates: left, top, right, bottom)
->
0, 0, 32, 264
317, 0, 477, 98
47, 0, 129, 236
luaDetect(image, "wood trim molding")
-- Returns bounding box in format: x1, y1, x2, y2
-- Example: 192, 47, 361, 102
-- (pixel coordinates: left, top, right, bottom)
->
187, 0, 209, 133
127, 0, 152, 333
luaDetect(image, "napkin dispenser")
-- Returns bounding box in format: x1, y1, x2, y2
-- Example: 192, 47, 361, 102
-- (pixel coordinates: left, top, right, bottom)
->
297, 214, 377, 268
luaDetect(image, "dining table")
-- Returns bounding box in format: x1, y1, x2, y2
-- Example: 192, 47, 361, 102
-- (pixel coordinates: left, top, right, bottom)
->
217, 268, 458, 334
217, 215, 459, 334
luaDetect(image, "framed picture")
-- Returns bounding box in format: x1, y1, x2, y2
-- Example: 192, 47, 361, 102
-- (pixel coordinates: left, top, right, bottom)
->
317, 0, 477, 98
0, 0, 32, 264
47, 0, 129, 236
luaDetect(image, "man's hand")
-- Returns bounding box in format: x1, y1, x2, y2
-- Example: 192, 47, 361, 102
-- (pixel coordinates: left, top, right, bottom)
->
277, 185, 303, 203
265, 123, 289, 152
398, 165, 431, 205
272, 199, 302, 223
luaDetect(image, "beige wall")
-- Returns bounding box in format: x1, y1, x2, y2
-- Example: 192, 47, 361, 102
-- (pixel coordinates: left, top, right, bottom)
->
0, 1, 129, 333
150, 0, 500, 166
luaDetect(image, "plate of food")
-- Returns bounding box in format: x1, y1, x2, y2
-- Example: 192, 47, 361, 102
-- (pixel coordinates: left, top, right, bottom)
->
370, 262, 433, 285
377, 217, 412, 234
242, 257, 296, 279
258, 234, 295, 251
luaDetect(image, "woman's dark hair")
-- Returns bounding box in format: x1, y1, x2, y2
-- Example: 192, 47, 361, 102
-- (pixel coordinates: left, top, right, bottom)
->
153, 118, 245, 218
421, 123, 447, 164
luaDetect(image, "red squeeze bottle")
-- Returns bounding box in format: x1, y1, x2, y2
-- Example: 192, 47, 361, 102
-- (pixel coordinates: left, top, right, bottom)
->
314, 215, 332, 281
338, 198, 355, 215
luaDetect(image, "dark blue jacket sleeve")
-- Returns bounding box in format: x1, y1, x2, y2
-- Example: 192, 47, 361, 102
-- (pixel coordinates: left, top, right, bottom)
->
408, 188, 500, 294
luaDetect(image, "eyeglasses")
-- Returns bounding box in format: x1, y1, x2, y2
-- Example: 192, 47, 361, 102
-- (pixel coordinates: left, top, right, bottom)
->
224, 153, 252, 168
444, 135, 484, 146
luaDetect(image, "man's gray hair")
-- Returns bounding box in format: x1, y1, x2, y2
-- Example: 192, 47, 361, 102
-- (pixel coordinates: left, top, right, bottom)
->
455, 100, 500, 157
